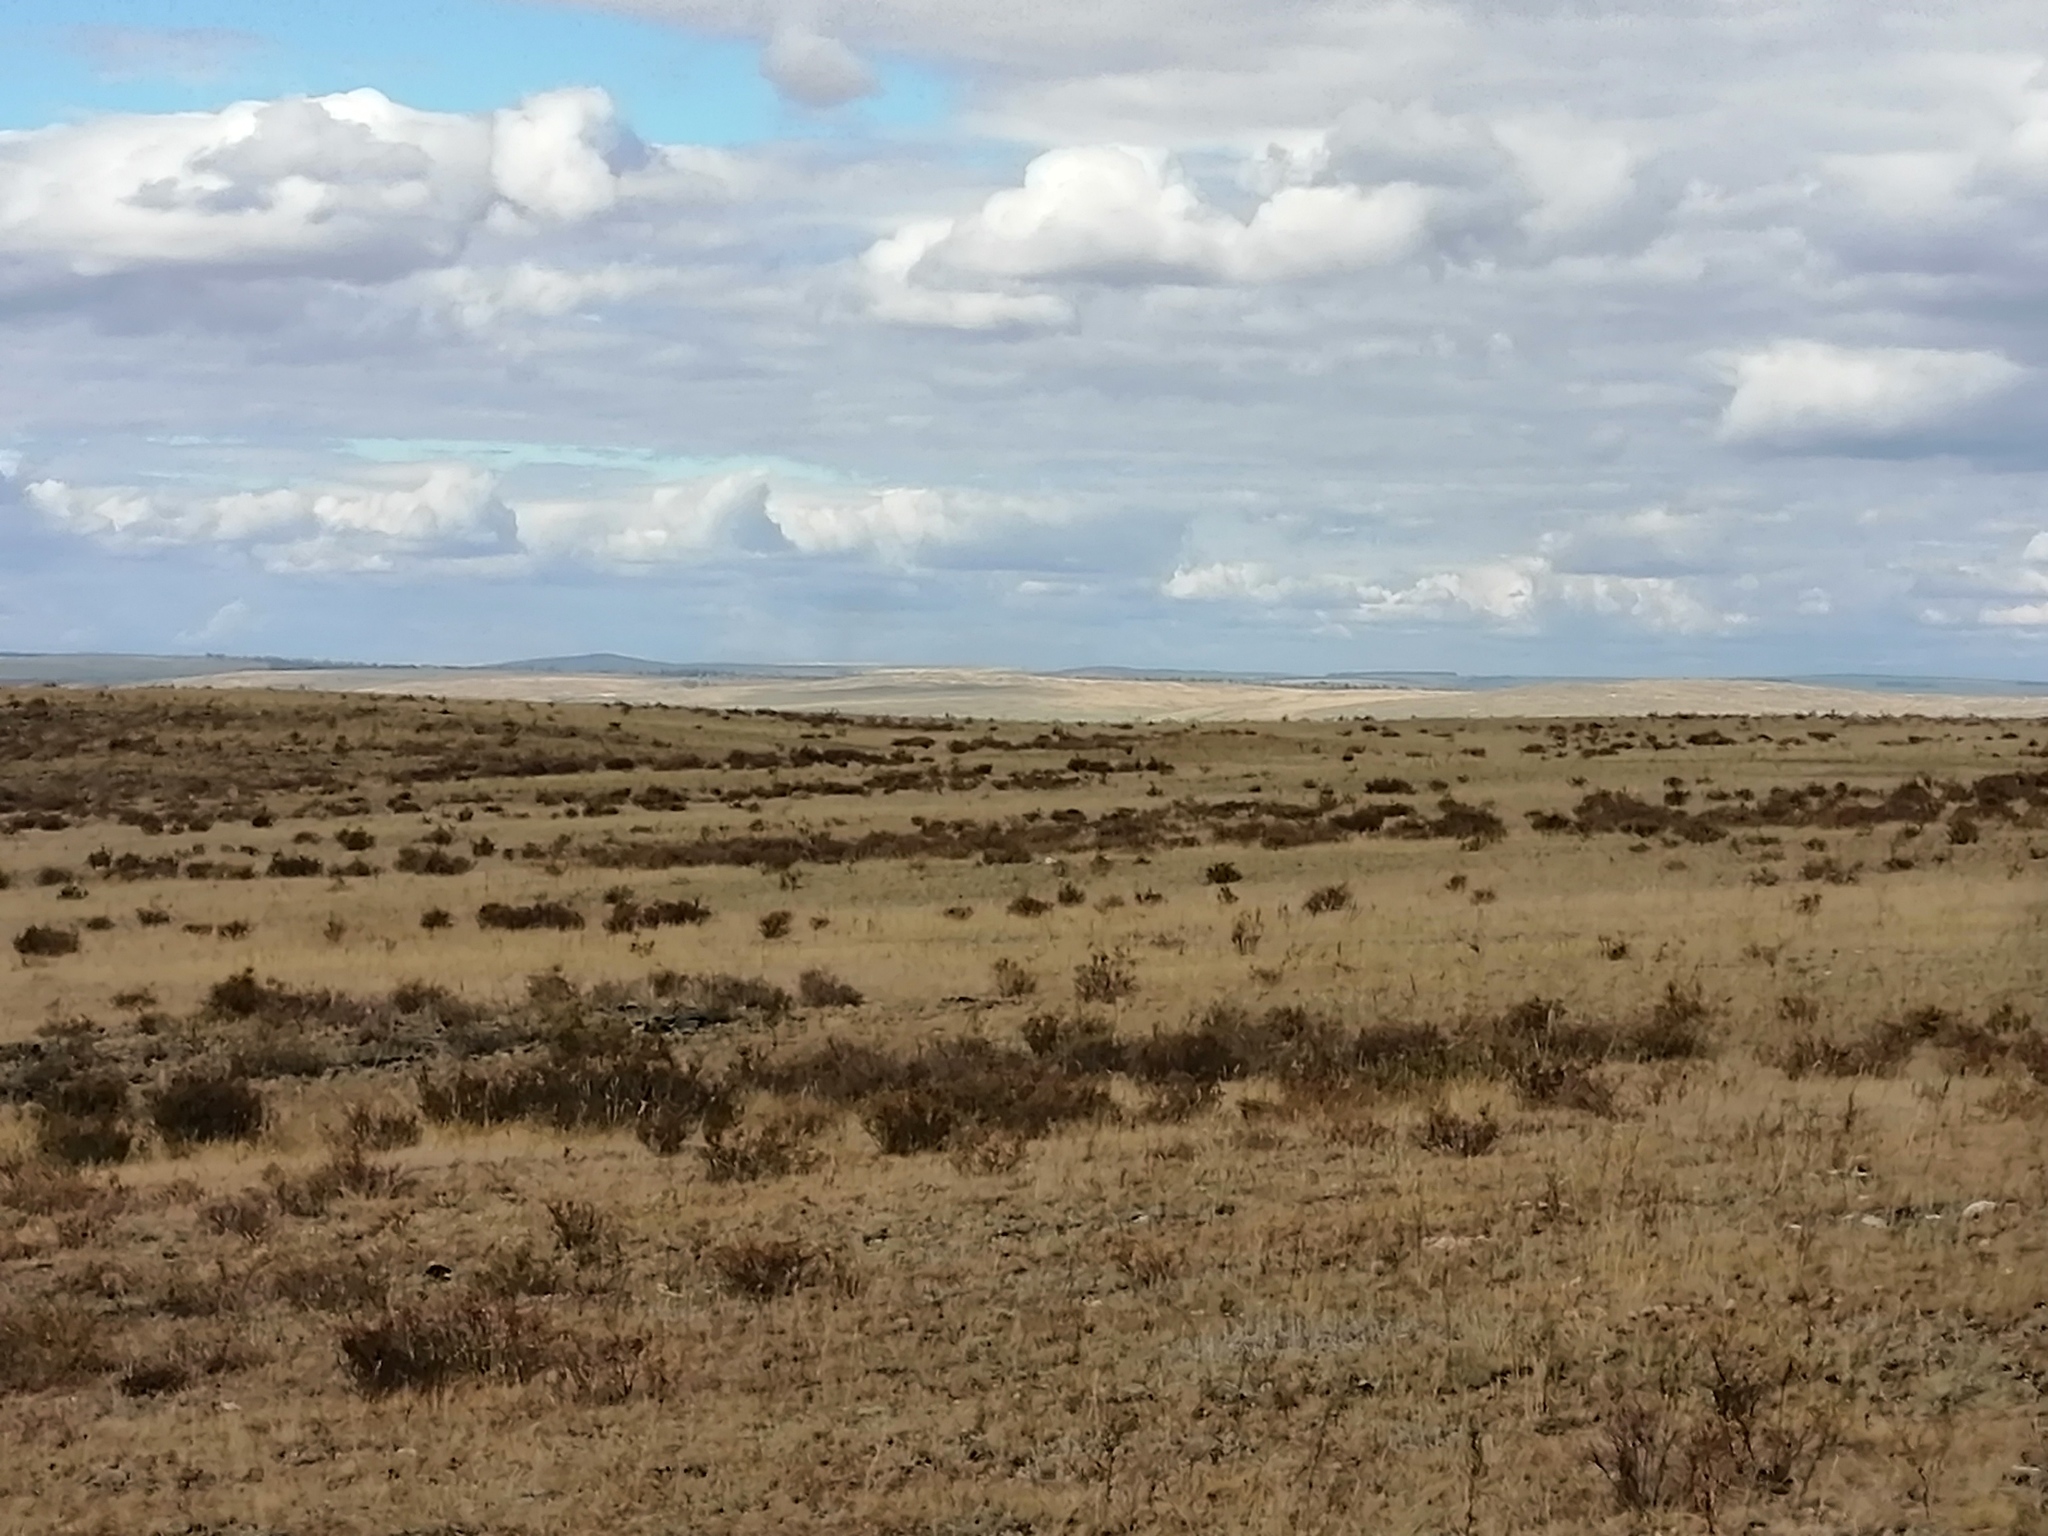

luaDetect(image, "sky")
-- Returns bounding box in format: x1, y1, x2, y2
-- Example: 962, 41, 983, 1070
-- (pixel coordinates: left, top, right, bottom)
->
2, 1, 2048, 676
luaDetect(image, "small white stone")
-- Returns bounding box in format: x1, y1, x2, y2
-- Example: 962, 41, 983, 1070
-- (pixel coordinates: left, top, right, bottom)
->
1963, 1199, 1999, 1220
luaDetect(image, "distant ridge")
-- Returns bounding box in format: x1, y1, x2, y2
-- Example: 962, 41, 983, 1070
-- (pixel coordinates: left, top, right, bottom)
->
0, 652, 373, 685
0, 652, 2042, 697
489, 654, 863, 679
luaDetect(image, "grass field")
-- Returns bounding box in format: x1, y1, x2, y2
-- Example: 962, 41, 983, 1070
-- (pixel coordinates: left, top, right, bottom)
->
1, 686, 2045, 1534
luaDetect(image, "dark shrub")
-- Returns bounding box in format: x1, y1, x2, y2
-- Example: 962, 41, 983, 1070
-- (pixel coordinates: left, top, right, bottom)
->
340, 1104, 421, 1152
639, 897, 711, 928
395, 846, 474, 876
1345, 1023, 1456, 1089
36, 1113, 134, 1166
150, 1068, 266, 1147
699, 1113, 825, 1183
1773, 1022, 1916, 1079
707, 1238, 819, 1300
1624, 982, 1713, 1060
653, 971, 792, 1021
0, 1299, 112, 1393
798, 968, 863, 1007
421, 1021, 719, 1134
1204, 861, 1243, 885
992, 958, 1037, 999
757, 909, 794, 940
1007, 894, 1051, 917
267, 853, 325, 878
1303, 883, 1353, 915
477, 901, 584, 931
14, 925, 79, 958
1073, 948, 1137, 1004
1021, 1011, 1127, 1075
336, 827, 376, 852
547, 1200, 623, 1269
202, 1189, 275, 1240
863, 1088, 959, 1154
1515, 1060, 1620, 1117
420, 907, 454, 931
1416, 1107, 1501, 1156
338, 1294, 555, 1396
118, 1361, 192, 1398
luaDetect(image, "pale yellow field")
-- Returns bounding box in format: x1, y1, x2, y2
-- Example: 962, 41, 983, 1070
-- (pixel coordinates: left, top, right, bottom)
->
1, 688, 2045, 1534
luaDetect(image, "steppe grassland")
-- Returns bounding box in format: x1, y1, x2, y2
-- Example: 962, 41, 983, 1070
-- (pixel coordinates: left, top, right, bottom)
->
0, 686, 2044, 1535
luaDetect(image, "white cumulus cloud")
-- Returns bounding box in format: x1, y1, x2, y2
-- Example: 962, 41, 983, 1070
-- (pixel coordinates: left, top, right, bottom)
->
893, 145, 1431, 290
24, 464, 518, 571
0, 87, 641, 283
1717, 341, 2025, 449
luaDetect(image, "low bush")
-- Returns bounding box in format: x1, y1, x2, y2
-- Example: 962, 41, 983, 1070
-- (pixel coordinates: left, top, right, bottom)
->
337, 1293, 557, 1396
757, 909, 794, 940
1415, 1106, 1501, 1156
14, 925, 79, 958
797, 968, 863, 1007
150, 1067, 266, 1148
396, 846, 474, 876
707, 1238, 821, 1300
0, 1299, 113, 1394
478, 901, 584, 932
862, 1089, 959, 1154
700, 1110, 827, 1183
1303, 883, 1353, 915
420, 1021, 721, 1135
36, 1112, 133, 1166
339, 1104, 422, 1152
1073, 948, 1138, 1004
547, 1200, 623, 1269
992, 958, 1038, 999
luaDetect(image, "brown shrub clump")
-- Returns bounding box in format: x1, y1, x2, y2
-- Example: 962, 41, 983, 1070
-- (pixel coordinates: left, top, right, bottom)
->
150, 1066, 267, 1148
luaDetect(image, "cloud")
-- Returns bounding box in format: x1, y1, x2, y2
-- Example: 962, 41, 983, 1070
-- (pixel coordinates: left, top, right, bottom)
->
24, 464, 519, 572
0, 88, 643, 284
492, 88, 645, 222
860, 220, 1074, 329
759, 25, 878, 109
66, 26, 263, 84
868, 145, 1431, 316
13, 9, 2048, 669
1164, 555, 1741, 635
180, 598, 253, 646
18, 457, 1070, 575
1717, 341, 2025, 450
414, 262, 669, 331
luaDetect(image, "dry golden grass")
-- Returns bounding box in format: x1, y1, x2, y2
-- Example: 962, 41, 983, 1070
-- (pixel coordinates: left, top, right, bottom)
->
0, 686, 2045, 1534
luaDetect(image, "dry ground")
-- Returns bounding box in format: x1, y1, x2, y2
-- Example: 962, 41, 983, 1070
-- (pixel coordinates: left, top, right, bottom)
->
1, 686, 2046, 1535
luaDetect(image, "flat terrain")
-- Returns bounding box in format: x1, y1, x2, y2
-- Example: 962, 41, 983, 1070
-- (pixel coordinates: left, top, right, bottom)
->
1, 687, 2045, 1534
167, 666, 2048, 722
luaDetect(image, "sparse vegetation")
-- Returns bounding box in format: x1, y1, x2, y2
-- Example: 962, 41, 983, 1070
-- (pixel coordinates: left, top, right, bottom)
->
0, 688, 2037, 1534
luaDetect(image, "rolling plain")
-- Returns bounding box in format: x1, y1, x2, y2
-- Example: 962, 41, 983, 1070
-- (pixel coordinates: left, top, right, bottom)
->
1, 685, 2045, 1534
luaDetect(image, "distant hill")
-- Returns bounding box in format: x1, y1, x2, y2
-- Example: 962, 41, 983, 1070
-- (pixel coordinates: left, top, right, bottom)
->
0, 652, 2040, 697
488, 655, 861, 679
0, 652, 367, 685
